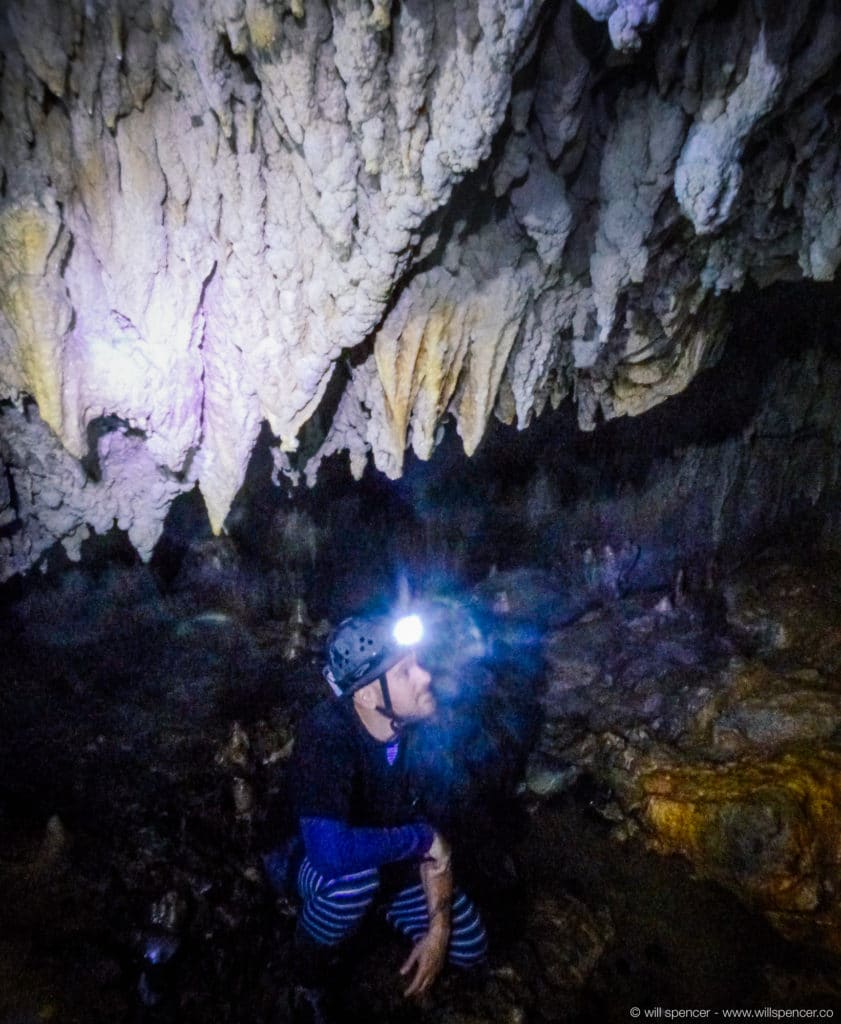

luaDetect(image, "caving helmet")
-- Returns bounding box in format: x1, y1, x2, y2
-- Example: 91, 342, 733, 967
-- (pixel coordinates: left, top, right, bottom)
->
323, 612, 424, 697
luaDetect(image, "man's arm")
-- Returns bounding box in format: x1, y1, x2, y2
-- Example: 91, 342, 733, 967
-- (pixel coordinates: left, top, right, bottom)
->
294, 706, 435, 879
401, 831, 453, 998
300, 816, 434, 879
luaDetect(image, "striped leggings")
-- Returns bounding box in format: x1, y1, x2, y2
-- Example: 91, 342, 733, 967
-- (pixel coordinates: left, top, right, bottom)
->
296, 857, 488, 968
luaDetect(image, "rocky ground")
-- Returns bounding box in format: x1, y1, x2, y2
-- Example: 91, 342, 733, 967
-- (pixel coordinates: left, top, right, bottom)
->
1, 549, 840, 1022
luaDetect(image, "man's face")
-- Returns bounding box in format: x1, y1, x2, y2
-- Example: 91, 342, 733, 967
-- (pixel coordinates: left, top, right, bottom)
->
383, 651, 435, 721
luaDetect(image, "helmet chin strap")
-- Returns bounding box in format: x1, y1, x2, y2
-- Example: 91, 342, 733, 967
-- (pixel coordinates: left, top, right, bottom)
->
374, 673, 404, 737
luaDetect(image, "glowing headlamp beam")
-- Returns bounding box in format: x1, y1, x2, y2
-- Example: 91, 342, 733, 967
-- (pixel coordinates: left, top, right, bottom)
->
392, 613, 423, 647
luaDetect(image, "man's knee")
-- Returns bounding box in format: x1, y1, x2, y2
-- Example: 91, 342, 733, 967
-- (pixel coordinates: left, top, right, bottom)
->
448, 896, 488, 969
448, 929, 489, 966
298, 863, 381, 947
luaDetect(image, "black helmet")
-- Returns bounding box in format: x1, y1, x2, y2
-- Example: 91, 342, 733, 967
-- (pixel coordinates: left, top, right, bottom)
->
323, 613, 423, 696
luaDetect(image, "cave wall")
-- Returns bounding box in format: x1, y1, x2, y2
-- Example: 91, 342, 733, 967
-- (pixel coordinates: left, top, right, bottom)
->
1, 0, 841, 579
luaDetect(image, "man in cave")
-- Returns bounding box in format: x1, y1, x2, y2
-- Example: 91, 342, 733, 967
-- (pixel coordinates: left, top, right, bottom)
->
287, 610, 488, 1022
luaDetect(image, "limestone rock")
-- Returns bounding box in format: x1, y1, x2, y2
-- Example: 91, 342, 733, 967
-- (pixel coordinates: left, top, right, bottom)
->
536, 554, 841, 955
2, 0, 841, 575
529, 892, 615, 989
638, 752, 841, 954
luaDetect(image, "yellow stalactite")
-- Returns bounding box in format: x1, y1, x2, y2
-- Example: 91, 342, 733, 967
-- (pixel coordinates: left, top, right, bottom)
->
0, 200, 72, 446
375, 298, 461, 464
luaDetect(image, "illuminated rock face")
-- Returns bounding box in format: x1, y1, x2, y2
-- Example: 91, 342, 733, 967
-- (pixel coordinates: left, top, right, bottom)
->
637, 565, 841, 956
1, 0, 840, 576
538, 558, 841, 954
639, 752, 841, 954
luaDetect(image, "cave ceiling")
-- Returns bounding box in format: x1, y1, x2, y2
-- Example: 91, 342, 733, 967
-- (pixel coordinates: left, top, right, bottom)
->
0, 0, 840, 579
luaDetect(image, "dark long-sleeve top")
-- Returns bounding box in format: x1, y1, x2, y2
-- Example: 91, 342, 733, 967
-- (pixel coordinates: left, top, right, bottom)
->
291, 697, 434, 880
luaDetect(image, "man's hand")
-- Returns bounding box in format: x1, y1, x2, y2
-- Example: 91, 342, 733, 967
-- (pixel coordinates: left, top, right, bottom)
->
400, 923, 449, 997
424, 831, 452, 877
399, 830, 454, 998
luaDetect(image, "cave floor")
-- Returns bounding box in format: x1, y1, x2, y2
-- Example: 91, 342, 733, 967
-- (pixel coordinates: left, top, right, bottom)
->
1, 558, 840, 1022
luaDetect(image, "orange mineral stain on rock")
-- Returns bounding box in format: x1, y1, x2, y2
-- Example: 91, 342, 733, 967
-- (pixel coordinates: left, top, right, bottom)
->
638, 751, 841, 953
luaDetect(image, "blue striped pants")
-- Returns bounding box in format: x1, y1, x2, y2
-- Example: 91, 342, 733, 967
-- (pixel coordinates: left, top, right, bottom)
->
296, 857, 488, 968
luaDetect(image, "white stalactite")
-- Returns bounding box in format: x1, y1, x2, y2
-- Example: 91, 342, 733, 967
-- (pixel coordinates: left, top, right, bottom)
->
1, 0, 840, 577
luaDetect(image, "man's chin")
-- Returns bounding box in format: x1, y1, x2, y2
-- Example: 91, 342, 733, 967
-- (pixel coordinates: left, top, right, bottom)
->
407, 695, 437, 721
418, 695, 437, 718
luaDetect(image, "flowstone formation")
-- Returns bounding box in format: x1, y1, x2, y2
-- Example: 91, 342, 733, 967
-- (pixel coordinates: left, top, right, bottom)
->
2, 0, 841, 576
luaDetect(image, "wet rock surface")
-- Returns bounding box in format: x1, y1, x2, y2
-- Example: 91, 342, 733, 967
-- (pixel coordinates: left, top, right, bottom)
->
1, 553, 840, 1021
537, 553, 841, 960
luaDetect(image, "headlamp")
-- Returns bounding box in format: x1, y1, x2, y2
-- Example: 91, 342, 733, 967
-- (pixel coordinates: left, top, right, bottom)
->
392, 613, 423, 647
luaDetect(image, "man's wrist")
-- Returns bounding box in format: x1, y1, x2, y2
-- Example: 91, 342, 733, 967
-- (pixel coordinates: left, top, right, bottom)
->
427, 903, 451, 932
422, 856, 451, 878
